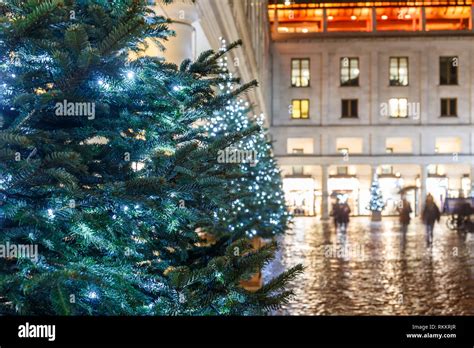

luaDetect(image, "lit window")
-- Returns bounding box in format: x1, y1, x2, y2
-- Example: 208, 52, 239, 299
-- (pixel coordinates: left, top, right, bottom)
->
293, 166, 304, 175
389, 57, 408, 86
435, 137, 462, 154
389, 98, 408, 118
440, 57, 458, 85
291, 99, 310, 119
340, 57, 359, 86
291, 58, 310, 87
287, 138, 314, 154
380, 165, 393, 175
336, 138, 363, 154
337, 166, 348, 175
386, 137, 413, 153
341, 99, 358, 118
338, 148, 349, 155
440, 98, 457, 117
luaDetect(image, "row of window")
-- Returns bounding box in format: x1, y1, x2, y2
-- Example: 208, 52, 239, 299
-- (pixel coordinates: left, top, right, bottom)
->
291, 98, 457, 119
291, 56, 458, 87
292, 165, 459, 178
288, 137, 462, 156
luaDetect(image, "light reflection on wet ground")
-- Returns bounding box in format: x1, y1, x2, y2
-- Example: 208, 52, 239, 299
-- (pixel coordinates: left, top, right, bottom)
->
265, 217, 474, 315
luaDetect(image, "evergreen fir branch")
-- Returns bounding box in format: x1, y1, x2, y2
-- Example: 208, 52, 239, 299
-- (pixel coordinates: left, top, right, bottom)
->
10, 0, 64, 39
254, 264, 304, 297
0, 131, 33, 146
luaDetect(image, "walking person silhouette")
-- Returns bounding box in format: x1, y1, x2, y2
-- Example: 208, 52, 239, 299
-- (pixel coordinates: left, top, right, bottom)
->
421, 194, 440, 247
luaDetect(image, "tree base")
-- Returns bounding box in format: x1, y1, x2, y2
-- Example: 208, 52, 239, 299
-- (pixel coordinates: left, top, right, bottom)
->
371, 211, 382, 221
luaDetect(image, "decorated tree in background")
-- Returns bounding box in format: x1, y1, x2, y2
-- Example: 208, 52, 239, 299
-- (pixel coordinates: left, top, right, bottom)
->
0, 0, 301, 315
203, 38, 290, 240
368, 173, 385, 221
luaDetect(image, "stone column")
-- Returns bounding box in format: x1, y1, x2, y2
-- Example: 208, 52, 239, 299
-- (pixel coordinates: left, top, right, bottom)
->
470, 165, 474, 197
370, 164, 378, 183
421, 6, 426, 32
371, 7, 376, 32
151, 0, 198, 64
323, 9, 328, 33
321, 165, 329, 220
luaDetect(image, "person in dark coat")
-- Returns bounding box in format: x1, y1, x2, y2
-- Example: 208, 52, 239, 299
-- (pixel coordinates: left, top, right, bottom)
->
331, 200, 341, 229
338, 202, 351, 230
456, 201, 472, 229
397, 197, 412, 234
421, 194, 441, 246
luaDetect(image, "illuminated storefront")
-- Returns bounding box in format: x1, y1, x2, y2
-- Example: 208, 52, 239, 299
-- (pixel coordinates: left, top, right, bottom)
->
283, 177, 316, 216
426, 176, 449, 208
269, 1, 473, 35
328, 175, 361, 215
378, 174, 405, 216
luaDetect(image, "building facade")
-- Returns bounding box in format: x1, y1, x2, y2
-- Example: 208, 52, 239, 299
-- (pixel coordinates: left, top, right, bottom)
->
268, 0, 474, 218
149, 0, 474, 219
149, 0, 271, 117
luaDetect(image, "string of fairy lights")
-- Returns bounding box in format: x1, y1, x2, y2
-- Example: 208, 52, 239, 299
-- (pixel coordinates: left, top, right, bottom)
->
0, 34, 288, 243
206, 37, 289, 238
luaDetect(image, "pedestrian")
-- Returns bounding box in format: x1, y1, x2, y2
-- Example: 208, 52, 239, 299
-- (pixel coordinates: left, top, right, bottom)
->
339, 202, 351, 230
421, 194, 440, 246
397, 197, 412, 235
331, 199, 341, 229
456, 201, 472, 229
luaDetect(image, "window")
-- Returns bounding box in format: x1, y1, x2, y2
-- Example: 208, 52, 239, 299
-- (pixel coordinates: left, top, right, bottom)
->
340, 57, 359, 86
287, 138, 314, 154
341, 99, 358, 118
441, 98, 457, 117
389, 57, 408, 86
338, 148, 349, 155
435, 137, 462, 154
292, 166, 304, 175
440, 57, 458, 85
336, 138, 363, 154
337, 166, 349, 175
388, 98, 408, 118
291, 58, 310, 87
380, 165, 393, 175
291, 99, 310, 119
386, 138, 413, 154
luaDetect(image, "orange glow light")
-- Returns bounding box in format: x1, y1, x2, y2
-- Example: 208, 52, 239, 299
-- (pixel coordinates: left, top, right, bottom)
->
269, 3, 472, 34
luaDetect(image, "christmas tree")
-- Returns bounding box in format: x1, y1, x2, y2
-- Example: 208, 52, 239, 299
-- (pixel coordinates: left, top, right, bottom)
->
204, 38, 290, 240
368, 173, 384, 220
0, 0, 302, 315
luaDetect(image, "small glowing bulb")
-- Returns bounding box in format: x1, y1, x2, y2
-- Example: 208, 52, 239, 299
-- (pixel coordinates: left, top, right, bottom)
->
126, 71, 135, 79
88, 291, 98, 299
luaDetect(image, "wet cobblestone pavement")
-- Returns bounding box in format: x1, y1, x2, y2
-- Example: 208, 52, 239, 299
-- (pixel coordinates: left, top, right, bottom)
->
264, 217, 474, 315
